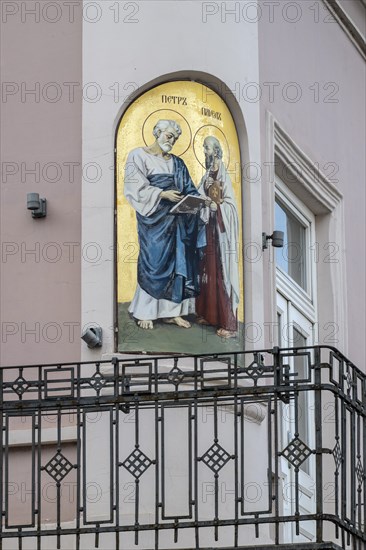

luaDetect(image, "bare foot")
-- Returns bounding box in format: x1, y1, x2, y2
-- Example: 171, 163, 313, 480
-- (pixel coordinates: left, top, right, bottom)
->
216, 328, 237, 339
163, 317, 191, 328
137, 320, 154, 330
196, 317, 210, 325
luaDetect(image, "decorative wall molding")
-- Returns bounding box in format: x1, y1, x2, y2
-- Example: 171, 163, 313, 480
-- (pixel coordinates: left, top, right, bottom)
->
323, 0, 366, 59
265, 111, 348, 355
274, 122, 343, 214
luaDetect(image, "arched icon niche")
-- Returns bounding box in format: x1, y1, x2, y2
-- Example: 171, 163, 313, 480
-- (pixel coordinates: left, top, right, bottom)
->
116, 81, 244, 354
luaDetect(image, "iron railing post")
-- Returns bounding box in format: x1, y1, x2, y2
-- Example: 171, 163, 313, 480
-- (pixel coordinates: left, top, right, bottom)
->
314, 347, 323, 543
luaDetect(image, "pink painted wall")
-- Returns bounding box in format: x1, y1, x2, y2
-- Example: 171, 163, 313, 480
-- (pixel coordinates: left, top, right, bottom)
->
258, 3, 366, 367
7, 443, 77, 525
0, 1, 82, 366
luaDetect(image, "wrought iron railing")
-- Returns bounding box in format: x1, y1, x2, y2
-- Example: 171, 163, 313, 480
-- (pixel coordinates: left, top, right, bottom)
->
0, 346, 365, 549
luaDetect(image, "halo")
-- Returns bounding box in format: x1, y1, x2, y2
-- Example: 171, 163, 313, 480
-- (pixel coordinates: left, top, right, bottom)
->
142, 109, 192, 157
193, 125, 230, 169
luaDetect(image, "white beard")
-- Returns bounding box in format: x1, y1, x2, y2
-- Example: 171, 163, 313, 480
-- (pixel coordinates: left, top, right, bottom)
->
158, 137, 173, 153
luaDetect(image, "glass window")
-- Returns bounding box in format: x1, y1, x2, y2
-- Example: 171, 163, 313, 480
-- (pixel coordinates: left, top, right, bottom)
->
275, 200, 307, 291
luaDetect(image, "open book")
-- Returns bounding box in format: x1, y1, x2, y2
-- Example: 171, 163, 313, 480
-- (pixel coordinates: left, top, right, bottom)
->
169, 194, 206, 214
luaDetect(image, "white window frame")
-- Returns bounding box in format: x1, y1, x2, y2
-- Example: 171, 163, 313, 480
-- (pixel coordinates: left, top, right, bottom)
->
275, 186, 318, 543
275, 177, 317, 326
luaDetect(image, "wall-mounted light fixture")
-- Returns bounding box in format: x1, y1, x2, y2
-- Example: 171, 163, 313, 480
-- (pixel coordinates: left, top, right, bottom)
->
81, 327, 103, 349
27, 193, 47, 219
262, 230, 284, 250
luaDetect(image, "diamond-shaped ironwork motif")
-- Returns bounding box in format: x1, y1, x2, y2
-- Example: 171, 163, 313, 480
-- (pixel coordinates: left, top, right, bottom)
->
44, 451, 73, 483
345, 370, 353, 393
12, 376, 29, 396
246, 361, 265, 381
333, 440, 343, 473
201, 443, 232, 474
89, 371, 106, 392
167, 366, 185, 386
122, 448, 153, 479
356, 458, 364, 490
281, 437, 312, 469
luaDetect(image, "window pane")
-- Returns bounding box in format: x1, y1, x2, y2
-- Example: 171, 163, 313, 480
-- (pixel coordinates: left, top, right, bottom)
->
275, 200, 307, 290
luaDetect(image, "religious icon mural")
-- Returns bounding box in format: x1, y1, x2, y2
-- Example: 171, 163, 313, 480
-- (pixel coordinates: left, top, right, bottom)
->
116, 81, 244, 353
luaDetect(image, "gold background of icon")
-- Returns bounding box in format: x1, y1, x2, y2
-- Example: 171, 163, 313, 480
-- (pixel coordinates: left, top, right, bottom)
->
116, 81, 244, 323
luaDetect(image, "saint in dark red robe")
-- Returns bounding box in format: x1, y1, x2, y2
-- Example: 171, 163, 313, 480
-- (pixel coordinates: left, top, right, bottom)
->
196, 170, 238, 332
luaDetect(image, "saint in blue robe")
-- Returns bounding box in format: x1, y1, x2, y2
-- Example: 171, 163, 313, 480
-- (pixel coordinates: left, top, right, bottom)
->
136, 155, 205, 303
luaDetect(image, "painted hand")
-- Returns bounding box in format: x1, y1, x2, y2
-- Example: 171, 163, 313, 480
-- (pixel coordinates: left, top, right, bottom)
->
160, 190, 183, 202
